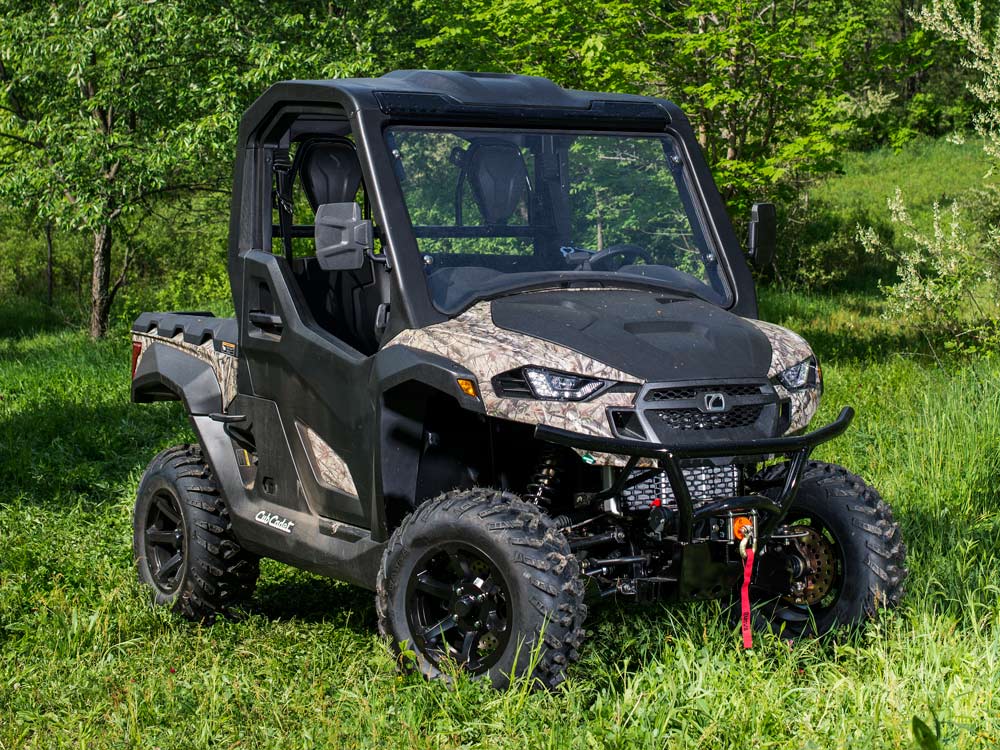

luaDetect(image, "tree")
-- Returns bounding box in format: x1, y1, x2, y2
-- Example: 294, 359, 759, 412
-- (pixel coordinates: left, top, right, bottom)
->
652, 0, 861, 208
416, 0, 863, 212
0, 0, 400, 337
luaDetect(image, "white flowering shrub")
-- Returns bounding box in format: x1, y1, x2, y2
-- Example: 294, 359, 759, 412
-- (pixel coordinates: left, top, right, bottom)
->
858, 0, 1000, 349
858, 190, 991, 331
916, 0, 1000, 163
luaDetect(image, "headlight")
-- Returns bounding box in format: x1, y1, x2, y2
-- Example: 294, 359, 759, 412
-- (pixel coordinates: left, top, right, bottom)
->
777, 356, 820, 391
523, 367, 608, 401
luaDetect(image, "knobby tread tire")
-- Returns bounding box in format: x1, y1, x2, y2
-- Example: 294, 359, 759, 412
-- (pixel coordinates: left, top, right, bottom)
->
750, 460, 907, 635
376, 488, 587, 690
134, 444, 259, 621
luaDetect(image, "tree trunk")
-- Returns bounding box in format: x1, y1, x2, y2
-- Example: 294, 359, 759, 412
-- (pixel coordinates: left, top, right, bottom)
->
89, 224, 112, 338
45, 222, 54, 306
594, 187, 604, 251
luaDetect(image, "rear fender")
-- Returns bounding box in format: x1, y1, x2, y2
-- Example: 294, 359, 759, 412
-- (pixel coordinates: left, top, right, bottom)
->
131, 342, 223, 416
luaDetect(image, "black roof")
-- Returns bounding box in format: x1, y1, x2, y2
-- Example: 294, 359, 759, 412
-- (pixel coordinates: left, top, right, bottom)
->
238, 70, 681, 144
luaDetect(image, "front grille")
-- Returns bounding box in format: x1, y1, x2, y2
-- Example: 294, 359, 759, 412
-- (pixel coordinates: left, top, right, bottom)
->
645, 383, 763, 401
634, 380, 778, 441
621, 465, 739, 511
653, 404, 763, 431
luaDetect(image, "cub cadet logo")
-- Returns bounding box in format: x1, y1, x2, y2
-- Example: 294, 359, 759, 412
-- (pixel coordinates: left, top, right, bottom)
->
703, 392, 727, 412
255, 510, 295, 534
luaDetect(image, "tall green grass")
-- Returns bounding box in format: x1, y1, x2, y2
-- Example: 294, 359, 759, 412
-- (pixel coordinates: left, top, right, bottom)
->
1, 292, 998, 748
813, 137, 995, 225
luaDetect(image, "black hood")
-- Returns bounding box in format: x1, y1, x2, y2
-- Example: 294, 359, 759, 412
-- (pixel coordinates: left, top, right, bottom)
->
490, 289, 772, 382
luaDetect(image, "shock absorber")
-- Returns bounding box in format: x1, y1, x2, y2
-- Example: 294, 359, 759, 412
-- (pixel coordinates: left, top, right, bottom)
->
526, 447, 566, 508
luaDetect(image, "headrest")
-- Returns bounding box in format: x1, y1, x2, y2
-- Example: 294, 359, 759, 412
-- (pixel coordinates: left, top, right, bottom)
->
465, 140, 529, 225
297, 139, 362, 211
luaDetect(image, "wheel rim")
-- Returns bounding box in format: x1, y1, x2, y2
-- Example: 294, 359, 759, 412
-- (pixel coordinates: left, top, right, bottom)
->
757, 513, 845, 626
404, 542, 513, 674
144, 489, 186, 594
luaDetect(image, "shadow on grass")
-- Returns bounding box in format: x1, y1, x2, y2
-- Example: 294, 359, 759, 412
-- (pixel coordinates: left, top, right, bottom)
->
0, 299, 82, 340
759, 292, 933, 363
0, 399, 187, 509
798, 325, 929, 364
253, 572, 377, 632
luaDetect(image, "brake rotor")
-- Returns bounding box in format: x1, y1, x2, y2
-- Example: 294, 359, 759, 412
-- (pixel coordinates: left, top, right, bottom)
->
785, 526, 837, 606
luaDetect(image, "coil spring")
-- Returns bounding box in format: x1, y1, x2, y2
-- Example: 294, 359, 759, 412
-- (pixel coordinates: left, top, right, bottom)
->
526, 447, 565, 507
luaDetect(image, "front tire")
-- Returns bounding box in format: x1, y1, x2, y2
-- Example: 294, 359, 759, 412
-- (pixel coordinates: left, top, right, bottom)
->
133, 444, 259, 621
748, 461, 907, 637
376, 489, 587, 689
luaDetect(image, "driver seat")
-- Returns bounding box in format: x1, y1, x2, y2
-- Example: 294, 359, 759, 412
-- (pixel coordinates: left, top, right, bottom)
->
463, 140, 530, 225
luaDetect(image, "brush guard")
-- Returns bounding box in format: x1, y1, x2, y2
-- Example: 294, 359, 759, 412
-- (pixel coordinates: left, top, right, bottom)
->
535, 407, 855, 599
536, 407, 854, 543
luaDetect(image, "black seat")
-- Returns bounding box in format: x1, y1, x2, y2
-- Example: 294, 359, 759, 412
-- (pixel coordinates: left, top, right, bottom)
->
464, 140, 530, 225
296, 139, 363, 210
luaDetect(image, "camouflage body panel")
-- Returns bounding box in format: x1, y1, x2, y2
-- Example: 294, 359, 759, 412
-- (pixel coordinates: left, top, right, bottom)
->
133, 329, 238, 408
385, 302, 823, 460
384, 302, 643, 465
745, 319, 812, 377
297, 422, 358, 497
746, 318, 821, 432
775, 383, 821, 433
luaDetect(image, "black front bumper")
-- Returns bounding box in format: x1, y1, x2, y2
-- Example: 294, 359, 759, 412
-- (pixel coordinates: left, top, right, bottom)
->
534, 406, 855, 544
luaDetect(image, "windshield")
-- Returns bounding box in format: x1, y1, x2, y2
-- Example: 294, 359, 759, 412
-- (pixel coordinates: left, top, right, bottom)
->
387, 127, 731, 313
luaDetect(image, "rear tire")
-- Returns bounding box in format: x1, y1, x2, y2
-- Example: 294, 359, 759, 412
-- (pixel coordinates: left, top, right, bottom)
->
133, 444, 259, 621
376, 488, 587, 689
746, 461, 907, 637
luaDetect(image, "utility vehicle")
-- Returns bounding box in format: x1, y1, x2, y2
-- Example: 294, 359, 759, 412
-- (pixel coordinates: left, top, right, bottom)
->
130, 70, 907, 688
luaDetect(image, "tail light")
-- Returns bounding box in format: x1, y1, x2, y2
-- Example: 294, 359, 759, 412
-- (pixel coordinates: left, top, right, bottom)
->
131, 341, 142, 379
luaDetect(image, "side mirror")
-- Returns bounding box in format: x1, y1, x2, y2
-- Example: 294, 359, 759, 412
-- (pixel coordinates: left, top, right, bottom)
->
314, 202, 372, 271
747, 202, 776, 269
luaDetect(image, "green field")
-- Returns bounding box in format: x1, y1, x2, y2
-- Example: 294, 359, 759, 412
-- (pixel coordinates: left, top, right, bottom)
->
1, 287, 998, 749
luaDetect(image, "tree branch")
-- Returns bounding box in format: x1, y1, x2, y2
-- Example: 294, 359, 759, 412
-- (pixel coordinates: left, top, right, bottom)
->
0, 130, 44, 149
0, 59, 30, 121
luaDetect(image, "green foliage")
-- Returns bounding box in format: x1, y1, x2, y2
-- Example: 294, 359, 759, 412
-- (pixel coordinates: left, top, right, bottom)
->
916, 0, 1000, 162
858, 189, 997, 338
0, 0, 408, 335
855, 2, 1000, 350
417, 0, 861, 212
774, 199, 896, 290
774, 137, 992, 291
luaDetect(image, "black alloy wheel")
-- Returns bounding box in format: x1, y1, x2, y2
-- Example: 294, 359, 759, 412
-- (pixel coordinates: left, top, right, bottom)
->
134, 444, 259, 620
143, 489, 187, 594
377, 488, 588, 689
405, 542, 513, 674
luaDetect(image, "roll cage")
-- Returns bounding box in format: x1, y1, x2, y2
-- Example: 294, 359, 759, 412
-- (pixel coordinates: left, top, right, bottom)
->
226, 71, 759, 344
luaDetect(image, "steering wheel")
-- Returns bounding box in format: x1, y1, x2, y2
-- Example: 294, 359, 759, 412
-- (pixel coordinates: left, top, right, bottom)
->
586, 243, 653, 271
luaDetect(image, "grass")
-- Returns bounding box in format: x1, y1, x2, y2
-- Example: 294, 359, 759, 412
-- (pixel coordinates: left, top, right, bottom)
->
812, 137, 996, 225
1, 288, 999, 749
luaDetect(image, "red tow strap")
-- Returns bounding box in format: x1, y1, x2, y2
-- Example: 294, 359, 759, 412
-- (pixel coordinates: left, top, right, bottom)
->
740, 548, 755, 649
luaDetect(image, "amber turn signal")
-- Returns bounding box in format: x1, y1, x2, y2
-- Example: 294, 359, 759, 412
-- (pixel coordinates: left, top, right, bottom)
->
457, 378, 478, 398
